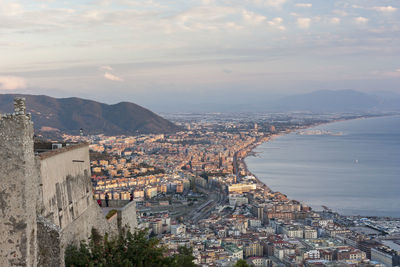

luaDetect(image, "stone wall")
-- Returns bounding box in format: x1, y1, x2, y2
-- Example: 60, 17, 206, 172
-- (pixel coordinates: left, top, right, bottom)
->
100, 199, 130, 208
37, 216, 61, 266
0, 98, 138, 266
98, 200, 138, 233
0, 98, 38, 266
118, 201, 138, 232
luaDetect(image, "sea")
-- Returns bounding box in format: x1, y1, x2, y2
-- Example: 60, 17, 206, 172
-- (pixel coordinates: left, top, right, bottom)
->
245, 115, 400, 218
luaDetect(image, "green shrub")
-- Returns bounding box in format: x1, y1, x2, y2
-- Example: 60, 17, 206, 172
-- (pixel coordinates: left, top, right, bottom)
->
234, 259, 252, 267
65, 228, 195, 267
105, 209, 117, 220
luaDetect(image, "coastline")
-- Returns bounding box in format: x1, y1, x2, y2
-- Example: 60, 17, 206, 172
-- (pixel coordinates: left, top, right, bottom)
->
237, 115, 400, 219
238, 119, 339, 186
239, 115, 391, 184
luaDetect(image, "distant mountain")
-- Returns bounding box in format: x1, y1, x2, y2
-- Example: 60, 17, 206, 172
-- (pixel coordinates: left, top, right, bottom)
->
0, 94, 180, 136
267, 89, 400, 113
369, 91, 400, 112
148, 89, 400, 113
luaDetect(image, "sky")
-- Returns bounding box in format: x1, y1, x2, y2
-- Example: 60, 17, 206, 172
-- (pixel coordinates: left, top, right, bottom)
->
0, 0, 399, 110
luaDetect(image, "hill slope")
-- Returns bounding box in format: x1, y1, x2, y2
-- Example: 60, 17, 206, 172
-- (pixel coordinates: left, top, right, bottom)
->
0, 94, 180, 135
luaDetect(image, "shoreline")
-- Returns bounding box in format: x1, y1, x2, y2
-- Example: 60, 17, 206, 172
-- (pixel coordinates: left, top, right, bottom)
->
238, 115, 400, 219
239, 118, 338, 185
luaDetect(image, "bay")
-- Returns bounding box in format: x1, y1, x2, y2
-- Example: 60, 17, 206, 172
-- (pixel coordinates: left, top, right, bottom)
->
245, 115, 400, 217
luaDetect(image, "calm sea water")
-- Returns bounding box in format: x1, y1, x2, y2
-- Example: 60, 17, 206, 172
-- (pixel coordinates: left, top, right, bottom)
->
246, 116, 400, 217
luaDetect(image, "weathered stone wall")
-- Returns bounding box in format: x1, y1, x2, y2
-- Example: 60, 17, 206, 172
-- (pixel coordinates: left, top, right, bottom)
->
106, 213, 119, 236
1, 98, 137, 266
37, 216, 61, 266
98, 200, 138, 233
59, 201, 118, 265
60, 201, 116, 246
118, 201, 138, 232
0, 98, 38, 266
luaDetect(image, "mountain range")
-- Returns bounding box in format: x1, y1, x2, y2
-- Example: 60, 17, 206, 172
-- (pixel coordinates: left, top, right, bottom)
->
152, 89, 400, 113
268, 89, 400, 112
0, 94, 180, 136
1, 90, 398, 137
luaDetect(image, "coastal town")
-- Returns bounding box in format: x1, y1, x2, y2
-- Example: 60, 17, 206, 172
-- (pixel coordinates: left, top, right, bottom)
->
3, 0, 400, 265
61, 113, 400, 267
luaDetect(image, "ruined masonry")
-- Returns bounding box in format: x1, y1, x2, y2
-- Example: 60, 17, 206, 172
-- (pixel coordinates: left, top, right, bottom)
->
0, 98, 137, 266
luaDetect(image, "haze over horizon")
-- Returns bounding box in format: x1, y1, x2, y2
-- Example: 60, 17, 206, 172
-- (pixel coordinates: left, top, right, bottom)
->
0, 0, 399, 111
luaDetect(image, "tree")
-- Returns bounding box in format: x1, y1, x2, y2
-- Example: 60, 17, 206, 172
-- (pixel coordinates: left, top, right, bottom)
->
65, 228, 195, 267
234, 259, 251, 267
170, 246, 196, 267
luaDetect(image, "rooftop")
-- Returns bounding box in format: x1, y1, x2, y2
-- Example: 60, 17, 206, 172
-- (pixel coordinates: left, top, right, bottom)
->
34, 141, 89, 159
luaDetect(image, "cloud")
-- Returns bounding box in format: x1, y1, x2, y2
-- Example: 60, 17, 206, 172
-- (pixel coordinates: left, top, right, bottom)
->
354, 16, 368, 25
201, 0, 215, 4
268, 17, 285, 30
99, 65, 113, 71
373, 69, 400, 78
104, 72, 123, 81
372, 6, 397, 13
0, 76, 27, 90
385, 69, 400, 77
254, 0, 287, 8
169, 6, 239, 32
330, 17, 341, 25
166, 6, 272, 33
295, 3, 312, 8
351, 5, 363, 9
353, 5, 397, 13
297, 17, 311, 29
332, 9, 347, 17
242, 10, 266, 25
0, 2, 23, 17
100, 65, 123, 81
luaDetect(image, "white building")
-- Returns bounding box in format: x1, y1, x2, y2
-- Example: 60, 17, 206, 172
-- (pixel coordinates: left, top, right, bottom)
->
282, 225, 304, 238
229, 194, 248, 206
247, 257, 272, 267
304, 227, 318, 239
171, 224, 186, 236
145, 187, 158, 199
249, 219, 262, 228
304, 250, 320, 260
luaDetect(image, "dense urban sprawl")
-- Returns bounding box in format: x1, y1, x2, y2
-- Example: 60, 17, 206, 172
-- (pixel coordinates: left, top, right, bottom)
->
63, 113, 400, 267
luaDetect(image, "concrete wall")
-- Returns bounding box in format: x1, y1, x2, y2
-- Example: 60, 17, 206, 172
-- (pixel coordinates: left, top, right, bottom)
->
38, 144, 92, 229
37, 144, 120, 264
